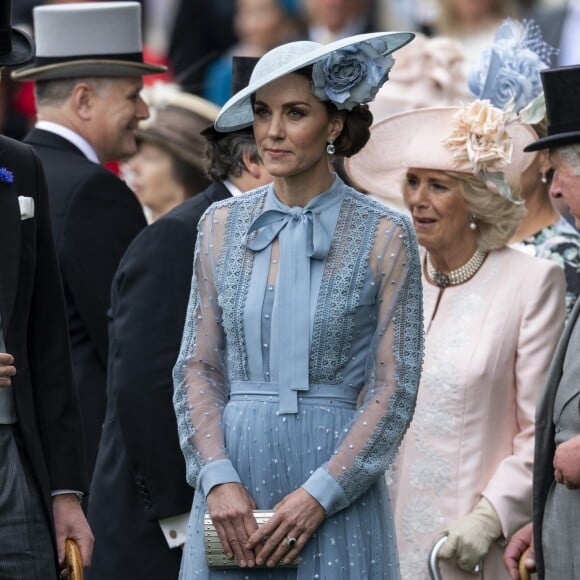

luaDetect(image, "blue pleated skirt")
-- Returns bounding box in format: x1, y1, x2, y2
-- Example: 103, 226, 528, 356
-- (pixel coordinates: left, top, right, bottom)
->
179, 392, 400, 579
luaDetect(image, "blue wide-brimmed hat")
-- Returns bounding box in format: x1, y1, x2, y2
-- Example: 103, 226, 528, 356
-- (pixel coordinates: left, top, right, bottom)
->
214, 31, 415, 132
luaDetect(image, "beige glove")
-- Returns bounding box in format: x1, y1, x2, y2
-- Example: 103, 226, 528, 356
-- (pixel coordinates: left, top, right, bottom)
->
438, 497, 502, 572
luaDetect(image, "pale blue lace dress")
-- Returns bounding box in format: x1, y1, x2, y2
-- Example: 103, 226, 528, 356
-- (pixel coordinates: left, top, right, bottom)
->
173, 175, 424, 579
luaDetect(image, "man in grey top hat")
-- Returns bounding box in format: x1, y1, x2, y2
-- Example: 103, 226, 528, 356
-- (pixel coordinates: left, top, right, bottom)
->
504, 64, 580, 580
0, 1, 93, 577
12, 1, 166, 487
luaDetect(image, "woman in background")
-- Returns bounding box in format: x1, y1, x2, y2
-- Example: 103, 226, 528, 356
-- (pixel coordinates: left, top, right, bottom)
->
469, 18, 580, 316
127, 87, 219, 222
346, 99, 565, 578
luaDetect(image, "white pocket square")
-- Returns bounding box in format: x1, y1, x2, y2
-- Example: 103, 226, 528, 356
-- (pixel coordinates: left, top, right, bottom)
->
18, 196, 35, 220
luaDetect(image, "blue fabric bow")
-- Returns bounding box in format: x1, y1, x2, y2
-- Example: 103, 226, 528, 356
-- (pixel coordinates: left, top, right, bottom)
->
245, 188, 341, 413
246, 206, 332, 259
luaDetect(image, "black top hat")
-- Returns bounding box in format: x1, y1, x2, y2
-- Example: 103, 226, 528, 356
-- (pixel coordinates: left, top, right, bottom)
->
0, 0, 34, 67
202, 56, 259, 139
524, 65, 580, 152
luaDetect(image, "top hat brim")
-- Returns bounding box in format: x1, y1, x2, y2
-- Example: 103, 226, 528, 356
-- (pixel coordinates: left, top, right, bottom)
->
11, 58, 166, 81
215, 31, 415, 132
524, 130, 580, 152
0, 28, 35, 67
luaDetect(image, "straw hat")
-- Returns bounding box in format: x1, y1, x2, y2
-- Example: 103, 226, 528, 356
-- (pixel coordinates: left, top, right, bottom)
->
12, 2, 166, 81
0, 0, 34, 67
345, 102, 538, 211
214, 31, 415, 132
136, 88, 220, 171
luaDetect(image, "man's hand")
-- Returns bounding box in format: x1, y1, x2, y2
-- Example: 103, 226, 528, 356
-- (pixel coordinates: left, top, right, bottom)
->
554, 434, 580, 489
0, 353, 16, 387
52, 494, 94, 570
503, 522, 534, 580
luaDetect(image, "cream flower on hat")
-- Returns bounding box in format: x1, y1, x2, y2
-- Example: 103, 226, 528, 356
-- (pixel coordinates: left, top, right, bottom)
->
443, 100, 517, 201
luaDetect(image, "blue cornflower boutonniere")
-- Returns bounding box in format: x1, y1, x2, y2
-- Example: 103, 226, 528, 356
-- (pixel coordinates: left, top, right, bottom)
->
0, 167, 14, 184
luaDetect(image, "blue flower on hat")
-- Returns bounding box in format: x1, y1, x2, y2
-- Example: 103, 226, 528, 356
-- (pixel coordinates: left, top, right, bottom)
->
312, 39, 395, 111
0, 167, 14, 184
468, 19, 558, 112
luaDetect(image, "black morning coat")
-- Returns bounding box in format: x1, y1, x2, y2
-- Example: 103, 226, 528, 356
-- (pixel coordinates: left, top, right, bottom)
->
0, 135, 86, 562
24, 128, 147, 482
87, 182, 231, 578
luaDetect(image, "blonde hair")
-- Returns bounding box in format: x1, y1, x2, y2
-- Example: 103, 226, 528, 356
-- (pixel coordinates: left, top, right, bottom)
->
449, 171, 526, 251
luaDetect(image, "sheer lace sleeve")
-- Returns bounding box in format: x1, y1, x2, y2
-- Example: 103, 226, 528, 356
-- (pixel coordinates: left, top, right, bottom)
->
302, 214, 424, 517
173, 206, 240, 496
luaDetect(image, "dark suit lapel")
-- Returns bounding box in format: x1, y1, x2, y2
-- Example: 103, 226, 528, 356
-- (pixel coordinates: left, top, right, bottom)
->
204, 181, 232, 205
0, 167, 21, 331
24, 128, 86, 157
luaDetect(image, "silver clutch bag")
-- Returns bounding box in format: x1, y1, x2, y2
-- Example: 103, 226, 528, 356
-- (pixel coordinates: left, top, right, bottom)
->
204, 510, 299, 568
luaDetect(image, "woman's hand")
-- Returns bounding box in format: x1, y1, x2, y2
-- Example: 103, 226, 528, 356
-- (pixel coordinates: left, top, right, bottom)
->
206, 483, 258, 567
438, 497, 502, 572
246, 488, 326, 567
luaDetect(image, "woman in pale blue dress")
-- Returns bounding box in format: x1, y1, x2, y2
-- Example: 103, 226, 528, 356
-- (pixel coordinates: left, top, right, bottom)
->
173, 32, 424, 579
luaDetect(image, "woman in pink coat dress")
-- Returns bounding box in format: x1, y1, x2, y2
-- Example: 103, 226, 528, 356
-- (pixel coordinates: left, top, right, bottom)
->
345, 100, 566, 579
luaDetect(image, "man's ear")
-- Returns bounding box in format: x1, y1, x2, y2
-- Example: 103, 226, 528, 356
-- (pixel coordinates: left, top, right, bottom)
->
70, 82, 95, 121
242, 148, 262, 178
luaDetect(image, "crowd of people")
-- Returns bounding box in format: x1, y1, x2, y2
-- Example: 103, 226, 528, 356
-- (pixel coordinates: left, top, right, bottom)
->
0, 1, 579, 580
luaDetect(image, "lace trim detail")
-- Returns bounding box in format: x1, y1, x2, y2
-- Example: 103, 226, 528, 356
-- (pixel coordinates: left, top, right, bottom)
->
215, 188, 267, 381
311, 190, 377, 383
173, 213, 209, 487
334, 193, 424, 502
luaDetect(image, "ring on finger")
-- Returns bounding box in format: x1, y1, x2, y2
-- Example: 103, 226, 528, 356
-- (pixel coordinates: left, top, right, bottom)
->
286, 536, 297, 548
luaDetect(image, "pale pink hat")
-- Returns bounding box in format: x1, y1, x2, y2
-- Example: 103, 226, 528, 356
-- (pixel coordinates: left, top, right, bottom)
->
345, 102, 538, 212
369, 34, 471, 123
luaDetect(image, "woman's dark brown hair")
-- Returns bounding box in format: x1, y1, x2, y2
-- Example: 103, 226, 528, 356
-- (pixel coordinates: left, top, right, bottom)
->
294, 65, 373, 157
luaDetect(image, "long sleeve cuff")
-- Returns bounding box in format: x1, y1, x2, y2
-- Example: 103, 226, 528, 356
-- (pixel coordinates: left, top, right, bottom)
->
198, 459, 242, 498
302, 467, 349, 517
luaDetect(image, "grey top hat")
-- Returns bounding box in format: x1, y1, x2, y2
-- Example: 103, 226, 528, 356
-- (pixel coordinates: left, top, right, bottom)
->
137, 91, 220, 170
214, 31, 415, 132
11, 1, 166, 81
0, 0, 34, 67
524, 65, 580, 152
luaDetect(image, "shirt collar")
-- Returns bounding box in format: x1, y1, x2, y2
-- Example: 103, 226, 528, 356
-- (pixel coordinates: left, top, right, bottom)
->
35, 121, 100, 164
223, 179, 244, 197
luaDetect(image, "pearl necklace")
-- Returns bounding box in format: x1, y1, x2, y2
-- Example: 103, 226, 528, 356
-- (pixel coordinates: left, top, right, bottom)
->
426, 248, 487, 288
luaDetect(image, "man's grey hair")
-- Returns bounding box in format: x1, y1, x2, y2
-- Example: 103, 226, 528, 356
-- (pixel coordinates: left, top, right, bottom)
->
555, 144, 580, 176
34, 77, 113, 107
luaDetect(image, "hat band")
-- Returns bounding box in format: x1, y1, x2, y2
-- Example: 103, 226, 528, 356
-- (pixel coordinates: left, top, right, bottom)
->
33, 51, 144, 67
549, 120, 580, 135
